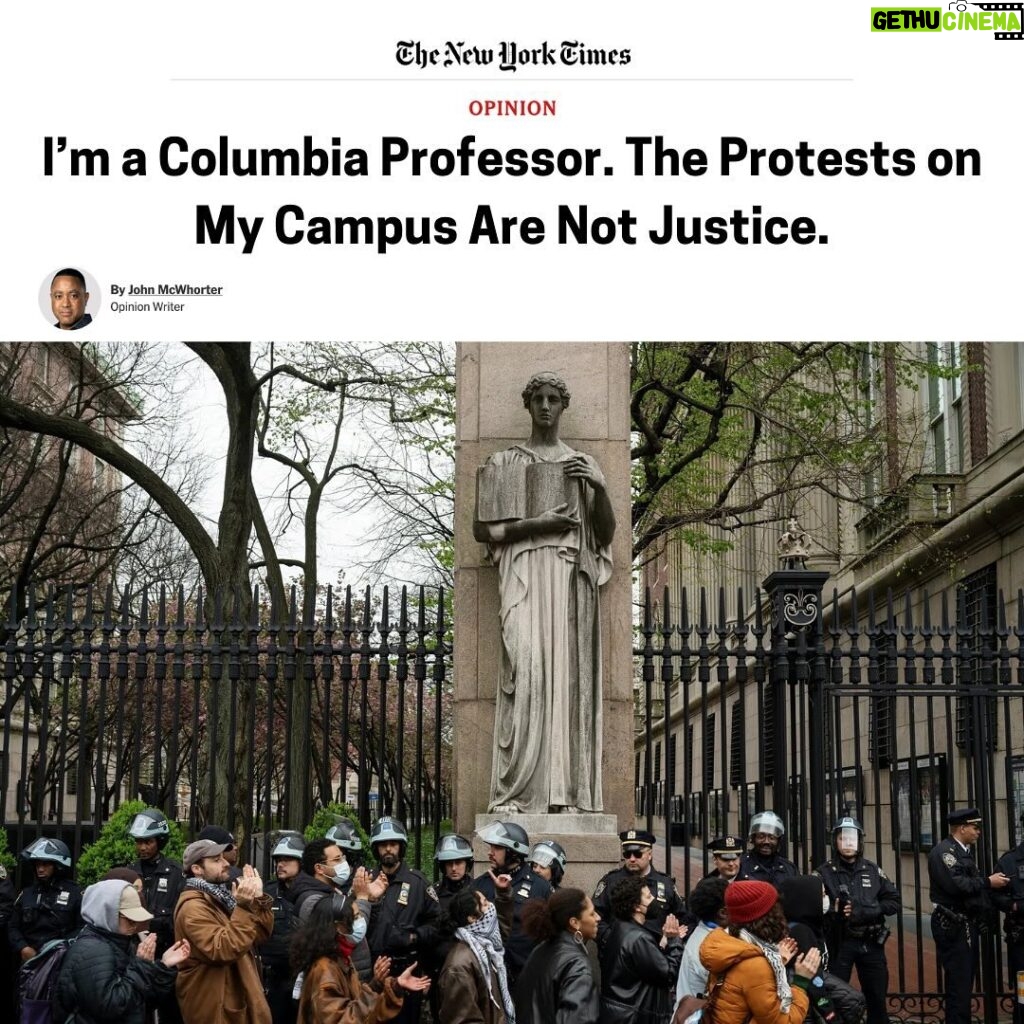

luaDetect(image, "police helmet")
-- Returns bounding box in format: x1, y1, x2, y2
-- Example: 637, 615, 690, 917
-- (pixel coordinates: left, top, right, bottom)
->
22, 837, 73, 870
529, 840, 567, 884
477, 821, 530, 858
271, 832, 306, 861
832, 815, 864, 856
128, 808, 171, 848
749, 811, 786, 839
369, 816, 409, 856
435, 833, 474, 864
325, 820, 362, 852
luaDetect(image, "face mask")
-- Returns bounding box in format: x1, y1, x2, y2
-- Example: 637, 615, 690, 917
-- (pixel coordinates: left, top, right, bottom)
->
331, 861, 351, 888
350, 916, 368, 943
822, 894, 832, 914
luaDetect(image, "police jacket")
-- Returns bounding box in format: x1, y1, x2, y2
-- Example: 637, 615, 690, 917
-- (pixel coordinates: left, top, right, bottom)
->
131, 853, 185, 955
927, 836, 992, 917
8, 876, 83, 954
593, 866, 682, 948
475, 862, 551, 978
512, 930, 600, 1024
992, 841, 1024, 935
736, 851, 798, 889
597, 919, 683, 1024
259, 878, 300, 976
0, 868, 14, 928
817, 855, 900, 938
366, 861, 440, 965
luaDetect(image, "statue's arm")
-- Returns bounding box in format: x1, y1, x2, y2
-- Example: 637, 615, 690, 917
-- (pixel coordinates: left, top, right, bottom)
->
474, 507, 580, 545
564, 454, 616, 547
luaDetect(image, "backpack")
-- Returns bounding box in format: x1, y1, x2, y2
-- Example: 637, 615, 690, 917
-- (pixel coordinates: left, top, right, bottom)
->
17, 936, 77, 1024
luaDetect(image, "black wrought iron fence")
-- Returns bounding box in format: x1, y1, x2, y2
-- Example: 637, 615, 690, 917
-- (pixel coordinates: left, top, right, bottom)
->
1, 581, 451, 872
633, 578, 1024, 1024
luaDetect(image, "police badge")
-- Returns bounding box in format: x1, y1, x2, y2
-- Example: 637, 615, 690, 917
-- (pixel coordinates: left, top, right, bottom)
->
943, 852, 957, 868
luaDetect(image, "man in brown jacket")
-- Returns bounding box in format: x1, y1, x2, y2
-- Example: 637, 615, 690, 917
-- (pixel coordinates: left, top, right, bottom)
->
174, 838, 275, 1024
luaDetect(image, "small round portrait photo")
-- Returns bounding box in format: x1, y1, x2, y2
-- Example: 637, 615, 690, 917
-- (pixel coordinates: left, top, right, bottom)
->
39, 266, 100, 331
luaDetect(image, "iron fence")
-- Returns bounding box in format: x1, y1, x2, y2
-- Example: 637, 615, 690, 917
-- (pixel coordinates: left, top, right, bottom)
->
1, 581, 451, 873
634, 577, 1024, 1024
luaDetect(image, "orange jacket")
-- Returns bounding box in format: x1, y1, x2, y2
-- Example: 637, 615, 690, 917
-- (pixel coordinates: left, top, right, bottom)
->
297, 955, 404, 1024
698, 929, 810, 1024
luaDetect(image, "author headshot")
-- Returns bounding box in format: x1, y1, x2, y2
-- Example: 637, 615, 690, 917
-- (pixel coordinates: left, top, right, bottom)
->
50, 268, 92, 330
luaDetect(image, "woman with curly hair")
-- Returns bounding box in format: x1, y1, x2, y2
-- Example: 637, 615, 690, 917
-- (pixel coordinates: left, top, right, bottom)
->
290, 895, 429, 1024
598, 875, 685, 1024
699, 881, 821, 1024
513, 887, 600, 1024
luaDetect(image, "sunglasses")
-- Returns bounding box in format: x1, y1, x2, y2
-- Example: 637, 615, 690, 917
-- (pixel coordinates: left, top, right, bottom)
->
624, 850, 647, 859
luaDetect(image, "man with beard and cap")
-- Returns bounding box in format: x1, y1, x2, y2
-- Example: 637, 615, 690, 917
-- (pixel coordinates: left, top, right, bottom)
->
198, 825, 243, 885
817, 815, 900, 1024
593, 828, 685, 949
993, 814, 1024, 1024
366, 816, 441, 1023
259, 832, 304, 1024
705, 835, 744, 882
736, 811, 798, 889
928, 807, 1010, 1024
8, 838, 82, 962
474, 820, 551, 984
53, 879, 190, 1024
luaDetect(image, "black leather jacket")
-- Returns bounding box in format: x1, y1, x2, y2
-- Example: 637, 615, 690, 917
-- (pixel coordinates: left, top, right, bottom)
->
513, 931, 599, 1024
598, 919, 683, 1024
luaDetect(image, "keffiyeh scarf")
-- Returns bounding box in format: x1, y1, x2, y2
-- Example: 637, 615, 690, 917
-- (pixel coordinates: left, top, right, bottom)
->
186, 877, 237, 914
456, 904, 515, 1023
738, 927, 793, 1012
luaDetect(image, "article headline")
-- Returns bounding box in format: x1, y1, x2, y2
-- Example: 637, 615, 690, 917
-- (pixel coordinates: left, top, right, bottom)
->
42, 133, 981, 255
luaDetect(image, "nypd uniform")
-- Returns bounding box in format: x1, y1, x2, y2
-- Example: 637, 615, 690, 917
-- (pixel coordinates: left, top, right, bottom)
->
736, 848, 798, 888
593, 829, 684, 948
818, 854, 900, 1024
993, 829, 1024, 1024
260, 878, 301, 1024
130, 851, 185, 955
704, 834, 743, 880
475, 860, 551, 980
7, 873, 83, 955
0, 865, 16, 1019
928, 808, 998, 1024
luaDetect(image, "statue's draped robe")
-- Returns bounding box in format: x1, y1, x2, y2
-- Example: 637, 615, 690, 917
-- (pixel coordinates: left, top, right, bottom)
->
485, 444, 612, 813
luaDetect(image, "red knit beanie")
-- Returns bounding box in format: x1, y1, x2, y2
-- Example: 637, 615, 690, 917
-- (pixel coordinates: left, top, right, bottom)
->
725, 881, 778, 924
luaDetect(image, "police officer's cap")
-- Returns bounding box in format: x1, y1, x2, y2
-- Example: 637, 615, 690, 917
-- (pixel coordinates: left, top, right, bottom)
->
947, 807, 982, 827
709, 835, 743, 859
619, 828, 655, 852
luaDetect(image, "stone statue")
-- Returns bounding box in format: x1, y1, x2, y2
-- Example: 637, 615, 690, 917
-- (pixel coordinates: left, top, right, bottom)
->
473, 372, 615, 814
777, 515, 811, 569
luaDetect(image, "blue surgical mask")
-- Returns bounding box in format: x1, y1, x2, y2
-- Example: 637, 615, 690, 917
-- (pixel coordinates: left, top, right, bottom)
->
350, 916, 368, 943
331, 861, 351, 888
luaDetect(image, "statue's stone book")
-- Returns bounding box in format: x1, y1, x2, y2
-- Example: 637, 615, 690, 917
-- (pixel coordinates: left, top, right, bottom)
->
476, 461, 580, 523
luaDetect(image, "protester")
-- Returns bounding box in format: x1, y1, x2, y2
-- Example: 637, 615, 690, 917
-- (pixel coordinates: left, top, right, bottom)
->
325, 821, 367, 873
173, 839, 274, 1024
529, 840, 567, 890
598, 874, 685, 1024
736, 813, 798, 889
8, 838, 83, 961
198, 825, 243, 885
291, 894, 430, 1024
475, 820, 551, 982
513, 887, 601, 1024
430, 832, 479, 1017
101, 866, 143, 890
594, 830, 684, 950
54, 879, 189, 1023
674, 877, 729, 1010
437, 882, 515, 1024
699, 880, 819, 1024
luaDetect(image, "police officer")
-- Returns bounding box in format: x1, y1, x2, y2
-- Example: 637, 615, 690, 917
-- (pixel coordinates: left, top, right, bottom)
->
529, 839, 567, 890
436, 833, 475, 914
366, 816, 440, 1023
928, 807, 1010, 1024
817, 815, 900, 1024
992, 815, 1024, 1024
0, 861, 16, 1020
704, 835, 744, 882
260, 832, 304, 1024
474, 820, 551, 981
593, 828, 684, 948
7, 838, 82, 961
737, 811, 798, 888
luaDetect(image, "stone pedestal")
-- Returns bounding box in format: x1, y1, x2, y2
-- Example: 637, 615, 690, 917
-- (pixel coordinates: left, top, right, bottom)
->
473, 813, 621, 895
453, 343, 633, 884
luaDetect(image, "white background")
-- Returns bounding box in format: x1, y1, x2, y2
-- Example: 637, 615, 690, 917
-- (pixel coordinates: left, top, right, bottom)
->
3, 2, 1021, 341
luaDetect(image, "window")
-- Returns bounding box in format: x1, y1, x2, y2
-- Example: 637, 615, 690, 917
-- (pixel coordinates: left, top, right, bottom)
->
654, 741, 662, 782
859, 344, 883, 504
729, 700, 744, 787
925, 342, 964, 474
1009, 756, 1024, 847
703, 713, 716, 790
956, 564, 998, 754
668, 735, 677, 791
893, 754, 948, 852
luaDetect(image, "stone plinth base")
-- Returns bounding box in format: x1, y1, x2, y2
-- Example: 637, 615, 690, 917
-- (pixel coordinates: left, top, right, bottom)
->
473, 812, 621, 895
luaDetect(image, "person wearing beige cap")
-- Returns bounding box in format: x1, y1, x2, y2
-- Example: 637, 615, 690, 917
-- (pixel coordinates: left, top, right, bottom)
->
52, 879, 190, 1023
174, 839, 274, 1024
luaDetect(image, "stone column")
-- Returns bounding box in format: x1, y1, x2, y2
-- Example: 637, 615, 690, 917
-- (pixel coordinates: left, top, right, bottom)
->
453, 343, 633, 892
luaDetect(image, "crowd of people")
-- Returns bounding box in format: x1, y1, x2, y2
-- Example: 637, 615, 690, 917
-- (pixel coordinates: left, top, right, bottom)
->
2, 804, 1023, 1024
